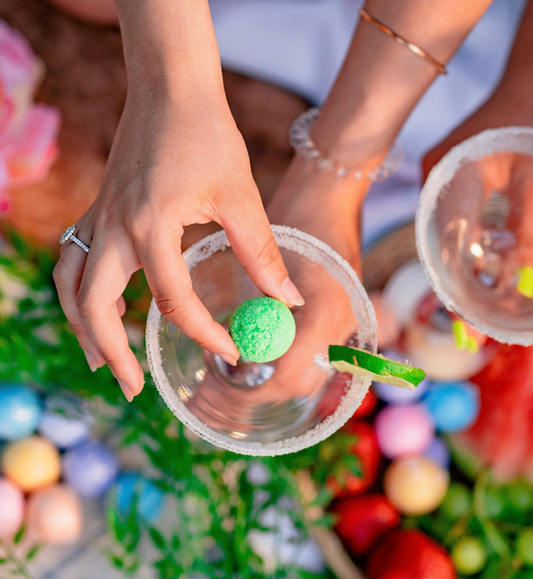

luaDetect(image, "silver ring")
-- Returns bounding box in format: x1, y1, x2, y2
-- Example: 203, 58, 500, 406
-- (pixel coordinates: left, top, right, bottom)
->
59, 225, 90, 253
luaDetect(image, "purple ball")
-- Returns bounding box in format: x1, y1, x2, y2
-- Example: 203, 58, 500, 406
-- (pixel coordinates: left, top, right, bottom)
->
373, 377, 429, 405
423, 437, 450, 469
375, 404, 435, 459
63, 441, 118, 498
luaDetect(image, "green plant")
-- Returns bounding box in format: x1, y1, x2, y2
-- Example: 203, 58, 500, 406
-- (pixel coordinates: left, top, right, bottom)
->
0, 232, 352, 579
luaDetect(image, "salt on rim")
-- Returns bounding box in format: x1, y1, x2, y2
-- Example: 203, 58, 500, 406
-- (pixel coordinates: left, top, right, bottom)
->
416, 126, 533, 346
146, 225, 377, 457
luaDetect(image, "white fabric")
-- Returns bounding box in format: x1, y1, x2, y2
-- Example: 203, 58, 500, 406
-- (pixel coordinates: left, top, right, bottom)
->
211, 0, 527, 247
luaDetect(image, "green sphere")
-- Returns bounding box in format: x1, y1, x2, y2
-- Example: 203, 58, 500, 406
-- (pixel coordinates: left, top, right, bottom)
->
452, 537, 487, 575
229, 297, 296, 363
517, 528, 533, 565
441, 483, 471, 519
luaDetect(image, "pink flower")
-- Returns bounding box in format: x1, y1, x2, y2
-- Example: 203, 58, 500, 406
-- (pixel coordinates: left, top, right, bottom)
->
0, 19, 61, 212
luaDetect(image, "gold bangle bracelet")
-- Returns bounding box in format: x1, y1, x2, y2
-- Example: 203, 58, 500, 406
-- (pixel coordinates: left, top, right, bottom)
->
359, 8, 448, 75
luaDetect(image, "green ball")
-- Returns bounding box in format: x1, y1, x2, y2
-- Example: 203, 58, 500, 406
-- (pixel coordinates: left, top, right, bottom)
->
229, 297, 296, 363
441, 483, 471, 519
517, 528, 533, 565
485, 486, 504, 518
452, 537, 487, 575
508, 480, 532, 511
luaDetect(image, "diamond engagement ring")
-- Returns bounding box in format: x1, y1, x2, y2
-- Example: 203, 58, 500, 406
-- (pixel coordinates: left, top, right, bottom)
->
59, 225, 90, 253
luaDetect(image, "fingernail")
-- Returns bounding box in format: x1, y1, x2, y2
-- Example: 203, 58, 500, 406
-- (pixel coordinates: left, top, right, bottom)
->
452, 320, 468, 350
281, 277, 305, 306
83, 350, 98, 372
467, 336, 479, 354
218, 353, 238, 366
118, 380, 134, 403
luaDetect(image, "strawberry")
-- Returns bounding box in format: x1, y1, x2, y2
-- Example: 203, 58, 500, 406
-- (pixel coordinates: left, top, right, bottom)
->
353, 387, 378, 419
367, 529, 457, 579
333, 493, 400, 556
327, 422, 381, 497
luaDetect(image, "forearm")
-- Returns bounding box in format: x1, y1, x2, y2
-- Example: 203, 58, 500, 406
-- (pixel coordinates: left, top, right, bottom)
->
314, 0, 493, 165
114, 0, 224, 101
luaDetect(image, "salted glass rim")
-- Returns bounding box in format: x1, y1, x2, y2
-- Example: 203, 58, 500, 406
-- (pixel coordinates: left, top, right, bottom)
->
416, 126, 533, 346
146, 224, 377, 456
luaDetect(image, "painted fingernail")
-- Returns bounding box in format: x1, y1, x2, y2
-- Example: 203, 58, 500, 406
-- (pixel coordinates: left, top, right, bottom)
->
218, 353, 238, 366
467, 336, 479, 354
281, 276, 305, 306
118, 380, 134, 403
452, 320, 468, 350
83, 350, 98, 372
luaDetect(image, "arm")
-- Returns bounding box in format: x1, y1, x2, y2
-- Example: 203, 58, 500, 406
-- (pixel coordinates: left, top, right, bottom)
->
315, 0, 494, 169
269, 0, 493, 271
424, 0, 533, 173
54, 0, 303, 401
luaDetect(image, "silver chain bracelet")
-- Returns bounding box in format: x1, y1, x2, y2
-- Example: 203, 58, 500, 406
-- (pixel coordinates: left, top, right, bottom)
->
290, 108, 404, 183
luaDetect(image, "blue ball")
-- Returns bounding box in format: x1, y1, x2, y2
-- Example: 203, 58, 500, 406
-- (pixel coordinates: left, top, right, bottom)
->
113, 473, 164, 523
63, 441, 118, 497
423, 436, 450, 468
0, 384, 42, 440
38, 395, 92, 449
423, 381, 480, 433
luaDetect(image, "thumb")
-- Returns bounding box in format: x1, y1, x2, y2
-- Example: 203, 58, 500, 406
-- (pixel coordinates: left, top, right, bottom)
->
221, 189, 305, 307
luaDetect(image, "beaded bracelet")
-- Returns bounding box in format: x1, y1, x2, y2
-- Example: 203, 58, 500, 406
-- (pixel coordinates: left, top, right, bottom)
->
290, 108, 404, 183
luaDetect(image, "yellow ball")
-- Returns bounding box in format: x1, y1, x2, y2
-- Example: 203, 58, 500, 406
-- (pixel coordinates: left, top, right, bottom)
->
384, 455, 449, 515
27, 484, 83, 544
1, 436, 61, 492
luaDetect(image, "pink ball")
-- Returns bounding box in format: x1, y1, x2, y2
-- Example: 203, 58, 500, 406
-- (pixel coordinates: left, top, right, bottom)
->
27, 484, 83, 545
375, 404, 434, 459
0, 478, 25, 539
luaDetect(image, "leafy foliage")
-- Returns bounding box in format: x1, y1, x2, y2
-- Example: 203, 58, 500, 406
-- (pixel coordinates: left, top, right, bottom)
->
0, 232, 349, 579
409, 460, 533, 579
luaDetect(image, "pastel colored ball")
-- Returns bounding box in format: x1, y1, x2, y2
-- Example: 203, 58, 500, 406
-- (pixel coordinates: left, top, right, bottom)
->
2, 436, 61, 492
384, 456, 449, 515
423, 437, 451, 469
229, 297, 296, 363
375, 404, 434, 459
0, 384, 42, 441
0, 478, 25, 539
27, 484, 83, 544
63, 441, 118, 498
423, 381, 480, 433
113, 473, 164, 523
38, 411, 90, 449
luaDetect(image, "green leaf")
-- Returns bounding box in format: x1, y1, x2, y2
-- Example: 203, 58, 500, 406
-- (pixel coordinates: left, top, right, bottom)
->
111, 555, 124, 569
149, 528, 167, 551
13, 525, 26, 544
25, 544, 41, 561
310, 487, 333, 509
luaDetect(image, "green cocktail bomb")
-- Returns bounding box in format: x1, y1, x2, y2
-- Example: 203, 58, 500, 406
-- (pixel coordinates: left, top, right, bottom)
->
228, 297, 296, 363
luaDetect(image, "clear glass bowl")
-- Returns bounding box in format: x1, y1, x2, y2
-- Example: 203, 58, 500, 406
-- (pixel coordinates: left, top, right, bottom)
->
146, 225, 376, 456
416, 127, 533, 346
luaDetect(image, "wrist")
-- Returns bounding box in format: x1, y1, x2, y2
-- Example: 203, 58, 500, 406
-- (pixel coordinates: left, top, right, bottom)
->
116, 0, 225, 102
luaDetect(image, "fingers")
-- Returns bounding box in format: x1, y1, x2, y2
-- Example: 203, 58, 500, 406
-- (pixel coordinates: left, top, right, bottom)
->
141, 241, 240, 363
53, 236, 106, 373
77, 242, 144, 402
221, 187, 304, 308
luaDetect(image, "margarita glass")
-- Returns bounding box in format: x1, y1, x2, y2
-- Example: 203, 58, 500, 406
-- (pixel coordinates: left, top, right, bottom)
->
146, 225, 377, 456
417, 127, 533, 346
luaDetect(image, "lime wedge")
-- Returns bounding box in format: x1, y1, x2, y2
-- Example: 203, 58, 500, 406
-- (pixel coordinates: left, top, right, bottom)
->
328, 345, 426, 390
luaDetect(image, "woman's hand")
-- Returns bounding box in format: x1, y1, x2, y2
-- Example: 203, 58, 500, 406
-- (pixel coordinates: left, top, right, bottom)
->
53, 88, 302, 402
